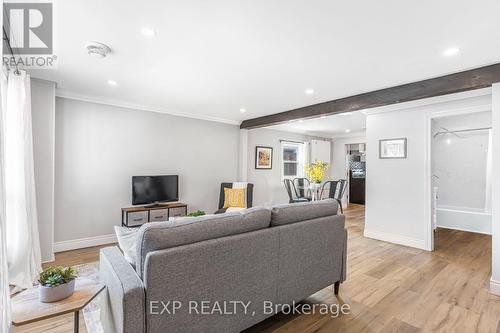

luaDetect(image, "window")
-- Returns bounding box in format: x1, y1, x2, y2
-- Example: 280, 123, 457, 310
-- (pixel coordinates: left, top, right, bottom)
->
281, 141, 306, 179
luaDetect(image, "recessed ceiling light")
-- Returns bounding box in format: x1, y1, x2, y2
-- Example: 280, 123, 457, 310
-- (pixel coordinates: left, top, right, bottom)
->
442, 47, 460, 57
446, 138, 452, 144
339, 112, 353, 116
240, 108, 247, 113
305, 89, 314, 95
141, 27, 156, 38
298, 119, 304, 123
320, 115, 327, 119
107, 80, 117, 86
345, 129, 351, 133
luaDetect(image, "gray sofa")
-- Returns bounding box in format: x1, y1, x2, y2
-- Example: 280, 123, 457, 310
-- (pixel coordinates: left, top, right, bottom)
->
99, 199, 347, 333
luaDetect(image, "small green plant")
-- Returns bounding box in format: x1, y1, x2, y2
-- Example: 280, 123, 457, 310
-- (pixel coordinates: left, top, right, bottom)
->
188, 210, 206, 217
38, 266, 78, 287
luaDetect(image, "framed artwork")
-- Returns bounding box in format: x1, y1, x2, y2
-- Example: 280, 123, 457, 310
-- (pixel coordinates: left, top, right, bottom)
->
379, 138, 407, 159
255, 146, 273, 169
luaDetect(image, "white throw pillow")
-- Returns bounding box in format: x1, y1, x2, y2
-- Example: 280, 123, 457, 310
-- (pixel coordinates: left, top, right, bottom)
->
114, 226, 138, 266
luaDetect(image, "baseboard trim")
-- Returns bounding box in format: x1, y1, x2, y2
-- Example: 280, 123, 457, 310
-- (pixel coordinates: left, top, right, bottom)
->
364, 229, 427, 250
490, 278, 500, 296
54, 234, 117, 253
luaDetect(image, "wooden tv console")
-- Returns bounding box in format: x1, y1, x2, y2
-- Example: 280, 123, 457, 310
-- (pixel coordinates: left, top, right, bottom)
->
121, 202, 187, 227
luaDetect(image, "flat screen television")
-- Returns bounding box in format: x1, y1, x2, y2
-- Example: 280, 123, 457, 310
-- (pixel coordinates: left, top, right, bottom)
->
132, 175, 179, 205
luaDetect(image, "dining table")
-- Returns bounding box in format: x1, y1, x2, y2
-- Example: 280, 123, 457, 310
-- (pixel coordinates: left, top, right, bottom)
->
297, 183, 323, 201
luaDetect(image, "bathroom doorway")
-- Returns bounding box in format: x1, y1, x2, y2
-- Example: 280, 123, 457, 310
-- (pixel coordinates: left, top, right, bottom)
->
431, 110, 492, 249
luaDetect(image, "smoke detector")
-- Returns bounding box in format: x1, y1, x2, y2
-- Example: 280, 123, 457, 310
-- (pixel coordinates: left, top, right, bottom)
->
85, 41, 111, 58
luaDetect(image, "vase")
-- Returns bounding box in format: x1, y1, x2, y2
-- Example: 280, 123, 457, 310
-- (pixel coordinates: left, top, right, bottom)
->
39, 278, 76, 303
310, 182, 321, 190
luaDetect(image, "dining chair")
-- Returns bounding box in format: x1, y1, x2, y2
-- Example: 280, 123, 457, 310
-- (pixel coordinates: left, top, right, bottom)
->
293, 177, 311, 199
284, 179, 309, 203
320, 179, 347, 213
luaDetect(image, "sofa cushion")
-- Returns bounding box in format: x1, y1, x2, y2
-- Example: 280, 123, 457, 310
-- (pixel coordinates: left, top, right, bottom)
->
271, 199, 339, 226
136, 206, 271, 278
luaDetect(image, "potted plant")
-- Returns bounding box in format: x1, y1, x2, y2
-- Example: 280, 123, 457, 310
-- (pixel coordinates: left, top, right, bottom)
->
304, 160, 330, 188
187, 210, 206, 217
38, 266, 78, 303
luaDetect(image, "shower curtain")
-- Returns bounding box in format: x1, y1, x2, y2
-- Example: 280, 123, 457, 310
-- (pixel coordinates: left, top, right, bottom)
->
0, 69, 10, 333
3, 70, 42, 292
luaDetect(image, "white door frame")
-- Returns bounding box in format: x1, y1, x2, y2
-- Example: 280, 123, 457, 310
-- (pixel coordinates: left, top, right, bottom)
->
424, 104, 492, 251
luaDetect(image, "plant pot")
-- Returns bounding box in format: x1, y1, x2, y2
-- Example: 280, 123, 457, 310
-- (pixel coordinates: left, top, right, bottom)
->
39, 278, 75, 303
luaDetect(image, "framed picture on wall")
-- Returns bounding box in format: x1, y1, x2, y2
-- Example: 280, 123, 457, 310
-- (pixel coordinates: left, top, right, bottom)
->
255, 146, 273, 169
379, 138, 407, 159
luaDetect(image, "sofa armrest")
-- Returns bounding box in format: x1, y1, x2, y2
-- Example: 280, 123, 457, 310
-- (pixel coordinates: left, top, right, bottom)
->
341, 227, 348, 282
99, 246, 145, 333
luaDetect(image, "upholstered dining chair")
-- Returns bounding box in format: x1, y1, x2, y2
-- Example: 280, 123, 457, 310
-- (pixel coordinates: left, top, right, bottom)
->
215, 182, 254, 214
284, 179, 310, 204
320, 179, 347, 213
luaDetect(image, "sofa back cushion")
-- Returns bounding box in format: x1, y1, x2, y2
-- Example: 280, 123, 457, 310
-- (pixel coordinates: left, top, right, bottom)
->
270, 199, 339, 226
136, 207, 271, 278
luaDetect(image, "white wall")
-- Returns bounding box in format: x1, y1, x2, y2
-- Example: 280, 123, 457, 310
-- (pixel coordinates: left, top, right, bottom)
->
246, 128, 331, 206
54, 98, 240, 246
365, 90, 491, 250
31, 79, 56, 262
491, 83, 500, 295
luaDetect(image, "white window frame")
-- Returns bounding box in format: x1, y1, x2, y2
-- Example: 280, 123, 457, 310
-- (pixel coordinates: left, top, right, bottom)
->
280, 141, 306, 180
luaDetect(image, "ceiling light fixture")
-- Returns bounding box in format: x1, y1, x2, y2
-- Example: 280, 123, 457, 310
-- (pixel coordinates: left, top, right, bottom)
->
298, 119, 304, 123
320, 115, 327, 119
339, 112, 353, 116
85, 41, 111, 58
141, 27, 156, 38
305, 89, 314, 95
345, 129, 351, 133
442, 47, 460, 57
240, 108, 247, 113
107, 80, 118, 86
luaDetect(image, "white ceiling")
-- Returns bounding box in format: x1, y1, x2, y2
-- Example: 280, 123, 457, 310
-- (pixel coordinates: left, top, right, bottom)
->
30, 0, 500, 124
269, 111, 366, 137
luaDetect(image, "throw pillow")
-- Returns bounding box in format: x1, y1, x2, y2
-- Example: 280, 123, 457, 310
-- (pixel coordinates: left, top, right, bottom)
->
223, 187, 247, 208
114, 226, 138, 266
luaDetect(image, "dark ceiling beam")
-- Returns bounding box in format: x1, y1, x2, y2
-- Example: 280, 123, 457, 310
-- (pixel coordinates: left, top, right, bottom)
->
240, 63, 500, 129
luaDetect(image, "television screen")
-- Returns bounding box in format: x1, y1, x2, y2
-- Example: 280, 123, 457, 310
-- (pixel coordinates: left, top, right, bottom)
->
132, 175, 179, 205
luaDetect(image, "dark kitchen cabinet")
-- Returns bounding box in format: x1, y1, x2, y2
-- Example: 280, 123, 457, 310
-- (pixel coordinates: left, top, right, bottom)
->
349, 171, 365, 205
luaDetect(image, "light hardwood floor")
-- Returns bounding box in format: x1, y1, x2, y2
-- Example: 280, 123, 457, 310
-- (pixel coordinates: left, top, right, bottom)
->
14, 204, 500, 332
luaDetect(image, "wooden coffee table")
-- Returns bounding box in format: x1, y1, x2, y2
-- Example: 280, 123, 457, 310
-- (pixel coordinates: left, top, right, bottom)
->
11, 278, 104, 333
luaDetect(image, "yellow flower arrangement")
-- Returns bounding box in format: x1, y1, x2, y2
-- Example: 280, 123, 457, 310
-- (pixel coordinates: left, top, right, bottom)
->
304, 160, 330, 183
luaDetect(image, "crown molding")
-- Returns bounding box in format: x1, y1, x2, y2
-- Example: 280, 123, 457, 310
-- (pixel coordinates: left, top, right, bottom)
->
55, 89, 241, 126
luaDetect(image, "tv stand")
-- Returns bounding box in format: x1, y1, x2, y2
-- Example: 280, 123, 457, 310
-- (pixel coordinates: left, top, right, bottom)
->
121, 202, 187, 227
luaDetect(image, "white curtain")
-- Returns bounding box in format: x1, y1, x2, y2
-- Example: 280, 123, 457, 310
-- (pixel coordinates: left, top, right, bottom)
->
0, 70, 11, 333
3, 70, 42, 292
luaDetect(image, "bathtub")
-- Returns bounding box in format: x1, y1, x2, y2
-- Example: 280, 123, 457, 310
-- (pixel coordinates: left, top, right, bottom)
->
432, 186, 491, 235
435, 206, 491, 235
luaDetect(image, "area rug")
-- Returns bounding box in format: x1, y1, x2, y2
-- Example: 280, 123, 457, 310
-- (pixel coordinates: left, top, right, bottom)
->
74, 262, 104, 333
